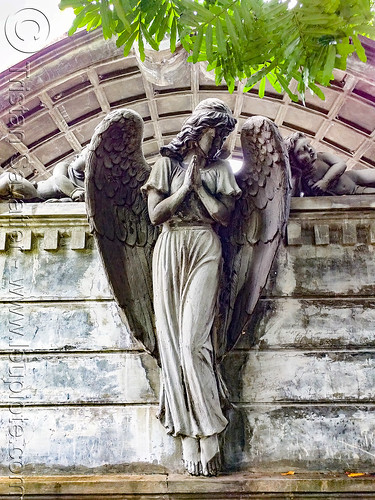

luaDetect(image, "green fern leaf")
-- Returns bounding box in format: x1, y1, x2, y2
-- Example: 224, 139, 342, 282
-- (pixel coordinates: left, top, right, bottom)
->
122, 29, 138, 55
141, 23, 159, 50
68, 5, 96, 35
225, 12, 238, 46
113, 0, 131, 31
149, 1, 168, 36
322, 43, 336, 84
258, 76, 266, 98
170, 15, 177, 52
215, 18, 226, 55
87, 14, 101, 30
138, 30, 145, 61
233, 5, 246, 40
308, 82, 326, 100
178, 0, 213, 22
352, 34, 367, 62
192, 26, 204, 62
205, 23, 214, 60
276, 73, 299, 102
156, 8, 172, 43
266, 70, 282, 94
144, 0, 161, 24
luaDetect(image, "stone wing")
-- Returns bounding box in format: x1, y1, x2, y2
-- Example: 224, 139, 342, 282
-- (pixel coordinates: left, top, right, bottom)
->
218, 116, 292, 356
86, 108, 160, 358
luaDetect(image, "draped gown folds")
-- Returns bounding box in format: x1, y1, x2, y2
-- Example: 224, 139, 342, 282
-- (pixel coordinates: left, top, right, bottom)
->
142, 157, 241, 438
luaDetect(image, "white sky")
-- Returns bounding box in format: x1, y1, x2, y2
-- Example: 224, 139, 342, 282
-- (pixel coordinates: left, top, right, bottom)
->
0, 0, 75, 72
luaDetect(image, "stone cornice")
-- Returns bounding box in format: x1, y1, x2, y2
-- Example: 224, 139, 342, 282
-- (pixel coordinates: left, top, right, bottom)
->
0, 202, 89, 251
0, 197, 375, 250
288, 195, 375, 246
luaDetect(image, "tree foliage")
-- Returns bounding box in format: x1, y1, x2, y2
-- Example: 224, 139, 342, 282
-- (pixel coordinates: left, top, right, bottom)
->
59, 0, 375, 100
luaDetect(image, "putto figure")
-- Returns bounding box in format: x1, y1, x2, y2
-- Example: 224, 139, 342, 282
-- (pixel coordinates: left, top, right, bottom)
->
0, 148, 86, 202
86, 100, 291, 476
287, 131, 375, 196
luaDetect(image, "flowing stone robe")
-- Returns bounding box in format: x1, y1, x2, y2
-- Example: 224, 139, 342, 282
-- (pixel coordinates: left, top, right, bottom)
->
142, 157, 241, 438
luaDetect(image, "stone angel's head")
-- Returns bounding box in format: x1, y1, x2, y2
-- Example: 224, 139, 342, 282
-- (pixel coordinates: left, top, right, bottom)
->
70, 145, 89, 173
285, 131, 317, 173
160, 98, 237, 161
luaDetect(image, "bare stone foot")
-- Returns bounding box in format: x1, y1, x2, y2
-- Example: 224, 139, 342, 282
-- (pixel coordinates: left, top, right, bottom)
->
200, 434, 221, 476
181, 436, 201, 476
71, 188, 85, 202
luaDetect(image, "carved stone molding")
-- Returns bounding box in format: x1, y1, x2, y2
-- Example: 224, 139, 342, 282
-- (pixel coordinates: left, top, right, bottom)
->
2, 197, 375, 250
0, 202, 89, 251
287, 195, 375, 246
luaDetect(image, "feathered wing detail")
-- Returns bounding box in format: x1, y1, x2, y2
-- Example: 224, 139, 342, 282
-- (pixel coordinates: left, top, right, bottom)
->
86, 109, 160, 358
218, 116, 292, 356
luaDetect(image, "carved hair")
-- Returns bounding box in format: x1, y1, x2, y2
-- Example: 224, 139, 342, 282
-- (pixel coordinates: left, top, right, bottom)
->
285, 131, 317, 197
160, 98, 237, 161
284, 131, 307, 173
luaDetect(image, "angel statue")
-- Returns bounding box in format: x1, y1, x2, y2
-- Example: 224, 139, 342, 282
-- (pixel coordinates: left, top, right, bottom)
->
86, 99, 291, 476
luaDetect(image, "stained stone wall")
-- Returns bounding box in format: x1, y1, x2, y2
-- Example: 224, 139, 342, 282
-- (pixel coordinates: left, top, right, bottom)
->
0, 197, 375, 476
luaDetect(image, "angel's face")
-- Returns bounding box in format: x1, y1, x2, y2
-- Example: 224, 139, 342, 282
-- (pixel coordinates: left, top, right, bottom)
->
198, 127, 228, 161
198, 128, 216, 157
294, 137, 317, 168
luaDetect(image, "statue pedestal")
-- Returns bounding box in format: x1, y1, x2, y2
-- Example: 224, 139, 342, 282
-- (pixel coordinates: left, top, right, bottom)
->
1, 197, 375, 491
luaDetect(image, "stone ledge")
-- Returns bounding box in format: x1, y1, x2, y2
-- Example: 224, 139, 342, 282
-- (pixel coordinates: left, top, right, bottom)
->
2, 473, 375, 498
290, 194, 375, 213
0, 202, 86, 219
1, 196, 375, 251
0, 202, 90, 251
0, 195, 375, 220
287, 195, 375, 246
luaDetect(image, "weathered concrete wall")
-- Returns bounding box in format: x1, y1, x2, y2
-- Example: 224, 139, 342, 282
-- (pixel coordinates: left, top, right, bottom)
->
0, 198, 375, 476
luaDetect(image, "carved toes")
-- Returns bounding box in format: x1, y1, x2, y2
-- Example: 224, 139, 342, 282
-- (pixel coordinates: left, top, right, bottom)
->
202, 453, 221, 476
184, 460, 202, 476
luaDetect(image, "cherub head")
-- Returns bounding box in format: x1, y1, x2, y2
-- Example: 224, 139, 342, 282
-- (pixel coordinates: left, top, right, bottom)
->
70, 146, 88, 173
285, 132, 317, 173
161, 98, 237, 161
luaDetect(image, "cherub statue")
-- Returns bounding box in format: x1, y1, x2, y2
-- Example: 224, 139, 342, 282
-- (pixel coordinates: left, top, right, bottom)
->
0, 148, 86, 202
86, 99, 291, 476
286, 131, 375, 196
